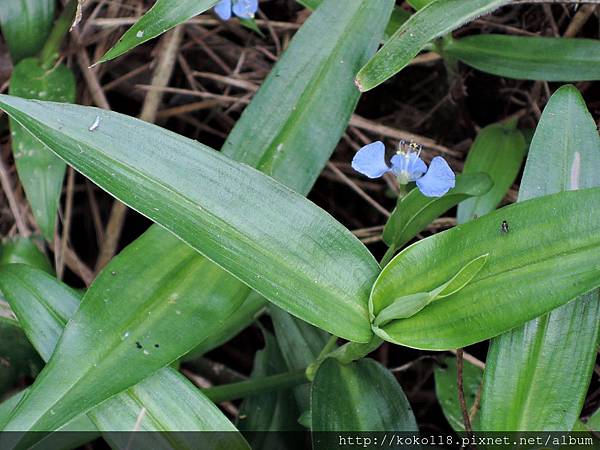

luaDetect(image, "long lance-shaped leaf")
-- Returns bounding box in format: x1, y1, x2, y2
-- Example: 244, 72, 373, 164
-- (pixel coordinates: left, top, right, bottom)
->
9, 58, 76, 240
355, 0, 510, 92
456, 121, 526, 224
98, 0, 218, 64
220, 1, 392, 193
0, 237, 52, 396
0, 390, 98, 449
217, 0, 392, 382
480, 85, 600, 431
0, 317, 42, 399
0, 0, 392, 435
271, 305, 330, 412
237, 329, 303, 450
370, 187, 600, 350
312, 358, 417, 449
0, 0, 54, 62
0, 237, 53, 275
149, 0, 394, 363
444, 35, 600, 82
295, 0, 410, 41
0, 264, 249, 449
0, 228, 252, 440
0, 95, 378, 342
0, 265, 100, 448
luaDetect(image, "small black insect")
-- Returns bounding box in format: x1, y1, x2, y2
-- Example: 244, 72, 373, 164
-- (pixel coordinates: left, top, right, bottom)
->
154, 344, 160, 348
501, 220, 509, 234
135, 341, 143, 349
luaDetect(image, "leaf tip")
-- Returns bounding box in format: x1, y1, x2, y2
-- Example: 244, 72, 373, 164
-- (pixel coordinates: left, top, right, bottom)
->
354, 76, 366, 93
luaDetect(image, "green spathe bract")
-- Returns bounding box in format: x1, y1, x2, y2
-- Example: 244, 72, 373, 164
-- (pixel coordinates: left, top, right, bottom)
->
370, 187, 600, 350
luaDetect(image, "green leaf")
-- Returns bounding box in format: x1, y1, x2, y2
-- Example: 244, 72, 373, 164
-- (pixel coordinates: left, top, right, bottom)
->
457, 122, 526, 224
0, 265, 79, 362
0, 0, 393, 435
0, 237, 52, 397
98, 0, 218, 63
271, 305, 330, 412
222, 0, 394, 194
93, 370, 250, 450
444, 35, 600, 82
0, 95, 379, 344
383, 173, 492, 250
355, 0, 510, 91
0, 237, 52, 274
384, 7, 411, 41
0, 317, 42, 398
481, 85, 600, 431
188, 0, 396, 360
0, 392, 24, 430
0, 388, 98, 448
0, 266, 97, 450
184, 291, 265, 360
407, 0, 434, 9
434, 356, 482, 432
238, 17, 265, 37
9, 58, 76, 240
0, 230, 251, 437
311, 358, 416, 448
0, 0, 55, 62
0, 264, 249, 449
370, 187, 600, 350
295, 0, 408, 42
296, 0, 321, 9
238, 330, 303, 450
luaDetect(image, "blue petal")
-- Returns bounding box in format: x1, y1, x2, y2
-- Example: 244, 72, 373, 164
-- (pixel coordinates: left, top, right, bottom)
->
416, 156, 455, 197
352, 141, 390, 179
390, 153, 426, 181
214, 0, 232, 20
232, 0, 258, 18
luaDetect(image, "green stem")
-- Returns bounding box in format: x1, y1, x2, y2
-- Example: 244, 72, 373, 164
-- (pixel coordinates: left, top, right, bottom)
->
39, 0, 78, 69
305, 335, 339, 381
317, 335, 339, 359
380, 245, 397, 267
327, 335, 383, 365
202, 369, 307, 403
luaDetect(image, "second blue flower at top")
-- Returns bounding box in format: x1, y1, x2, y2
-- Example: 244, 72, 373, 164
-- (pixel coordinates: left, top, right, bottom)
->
214, 0, 258, 20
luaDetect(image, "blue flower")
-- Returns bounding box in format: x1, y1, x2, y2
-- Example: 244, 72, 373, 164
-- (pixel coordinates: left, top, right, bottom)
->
351, 140, 455, 197
214, 0, 258, 20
